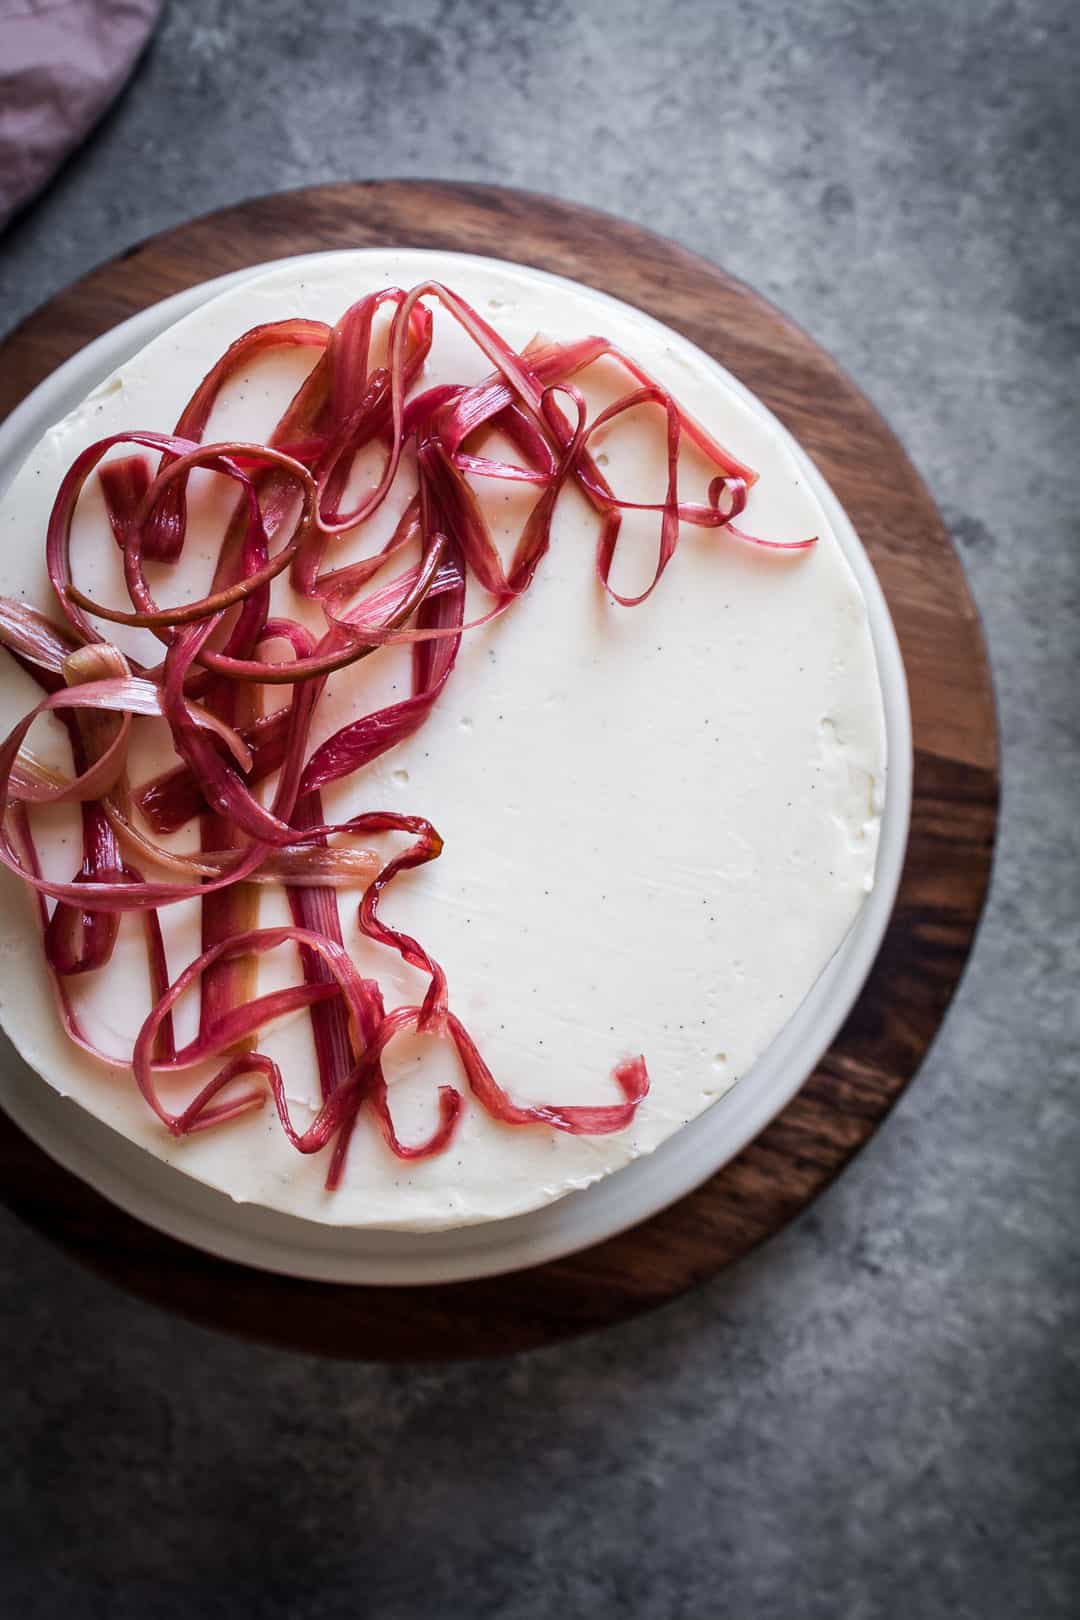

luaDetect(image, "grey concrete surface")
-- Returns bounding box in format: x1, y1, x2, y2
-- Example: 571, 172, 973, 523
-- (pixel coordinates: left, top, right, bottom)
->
1, 2, 1077, 1616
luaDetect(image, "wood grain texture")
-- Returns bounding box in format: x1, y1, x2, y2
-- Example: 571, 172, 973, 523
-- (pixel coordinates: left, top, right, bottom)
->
0, 182, 998, 1358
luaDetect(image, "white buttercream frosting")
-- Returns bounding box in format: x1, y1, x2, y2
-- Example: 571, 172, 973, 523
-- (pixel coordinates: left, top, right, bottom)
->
0, 250, 885, 1229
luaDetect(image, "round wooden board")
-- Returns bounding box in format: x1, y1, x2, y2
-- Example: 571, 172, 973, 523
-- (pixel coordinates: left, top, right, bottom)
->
0, 182, 997, 1358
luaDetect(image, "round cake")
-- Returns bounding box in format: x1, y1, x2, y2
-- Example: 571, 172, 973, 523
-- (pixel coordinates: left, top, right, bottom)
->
0, 249, 886, 1229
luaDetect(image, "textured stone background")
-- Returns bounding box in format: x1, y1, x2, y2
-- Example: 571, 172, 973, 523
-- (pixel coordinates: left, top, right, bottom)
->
1, 2, 1077, 1616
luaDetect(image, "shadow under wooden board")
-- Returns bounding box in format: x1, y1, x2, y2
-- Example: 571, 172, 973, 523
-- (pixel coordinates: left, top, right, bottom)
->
0, 181, 998, 1358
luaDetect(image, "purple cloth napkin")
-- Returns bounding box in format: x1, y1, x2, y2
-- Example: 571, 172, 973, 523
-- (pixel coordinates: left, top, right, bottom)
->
0, 0, 161, 228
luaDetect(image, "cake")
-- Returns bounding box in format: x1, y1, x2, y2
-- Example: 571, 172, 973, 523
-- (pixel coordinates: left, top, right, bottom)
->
0, 250, 885, 1229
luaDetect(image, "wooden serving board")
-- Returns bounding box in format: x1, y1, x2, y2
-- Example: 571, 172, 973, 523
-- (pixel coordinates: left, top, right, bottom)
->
0, 182, 998, 1357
